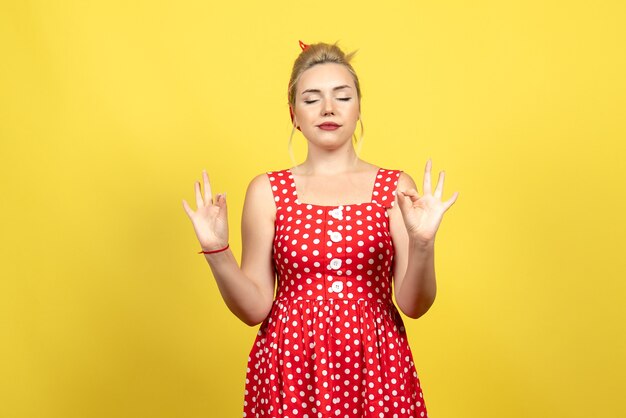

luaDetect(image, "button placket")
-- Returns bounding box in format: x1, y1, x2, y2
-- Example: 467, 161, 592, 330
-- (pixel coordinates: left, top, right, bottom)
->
326, 206, 346, 298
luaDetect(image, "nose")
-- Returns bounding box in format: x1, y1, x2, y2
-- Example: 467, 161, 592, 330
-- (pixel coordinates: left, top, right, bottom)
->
321, 98, 335, 116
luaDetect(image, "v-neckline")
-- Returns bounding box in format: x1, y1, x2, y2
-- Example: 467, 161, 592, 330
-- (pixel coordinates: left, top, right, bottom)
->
285, 167, 382, 208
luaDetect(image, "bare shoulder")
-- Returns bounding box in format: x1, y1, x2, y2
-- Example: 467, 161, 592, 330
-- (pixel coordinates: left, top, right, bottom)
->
246, 172, 273, 196
243, 172, 276, 219
388, 171, 417, 219
397, 171, 418, 191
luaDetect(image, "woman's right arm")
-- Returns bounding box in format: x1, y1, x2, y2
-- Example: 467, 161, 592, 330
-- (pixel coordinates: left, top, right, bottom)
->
183, 171, 276, 326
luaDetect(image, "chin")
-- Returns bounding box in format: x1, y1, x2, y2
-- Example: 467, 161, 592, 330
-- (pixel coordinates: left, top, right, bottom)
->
313, 138, 355, 150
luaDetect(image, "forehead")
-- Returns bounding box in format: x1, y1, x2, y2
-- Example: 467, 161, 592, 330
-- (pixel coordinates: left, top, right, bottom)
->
297, 63, 355, 92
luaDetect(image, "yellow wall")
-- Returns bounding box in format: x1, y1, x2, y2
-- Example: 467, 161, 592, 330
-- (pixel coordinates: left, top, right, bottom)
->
2, 1, 625, 417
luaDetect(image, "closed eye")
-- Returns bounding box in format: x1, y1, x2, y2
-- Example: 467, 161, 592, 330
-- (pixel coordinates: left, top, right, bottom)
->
303, 97, 352, 105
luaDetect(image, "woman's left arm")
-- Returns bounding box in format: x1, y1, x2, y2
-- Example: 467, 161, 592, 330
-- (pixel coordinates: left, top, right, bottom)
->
389, 160, 459, 319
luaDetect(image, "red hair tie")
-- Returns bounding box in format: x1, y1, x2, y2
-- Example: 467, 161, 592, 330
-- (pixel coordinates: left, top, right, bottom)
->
289, 40, 310, 131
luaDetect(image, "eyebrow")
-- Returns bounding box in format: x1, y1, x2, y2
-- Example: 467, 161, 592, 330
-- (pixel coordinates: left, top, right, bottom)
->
301, 85, 352, 95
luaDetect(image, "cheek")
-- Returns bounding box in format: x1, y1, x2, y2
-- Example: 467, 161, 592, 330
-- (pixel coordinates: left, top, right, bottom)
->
350, 101, 360, 116
295, 106, 312, 120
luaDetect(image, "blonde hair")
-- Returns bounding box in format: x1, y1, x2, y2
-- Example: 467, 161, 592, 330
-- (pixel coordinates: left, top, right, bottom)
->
287, 42, 364, 166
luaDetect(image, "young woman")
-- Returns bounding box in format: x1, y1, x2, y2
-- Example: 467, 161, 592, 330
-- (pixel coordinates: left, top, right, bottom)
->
183, 41, 458, 418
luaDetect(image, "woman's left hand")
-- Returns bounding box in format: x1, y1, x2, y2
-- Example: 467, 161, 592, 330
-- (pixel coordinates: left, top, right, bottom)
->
397, 159, 459, 244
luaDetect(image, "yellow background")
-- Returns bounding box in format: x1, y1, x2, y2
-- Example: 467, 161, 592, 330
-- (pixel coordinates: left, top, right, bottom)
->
1, 1, 625, 417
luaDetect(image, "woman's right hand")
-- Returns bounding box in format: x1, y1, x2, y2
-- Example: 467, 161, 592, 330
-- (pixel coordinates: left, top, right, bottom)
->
182, 170, 229, 252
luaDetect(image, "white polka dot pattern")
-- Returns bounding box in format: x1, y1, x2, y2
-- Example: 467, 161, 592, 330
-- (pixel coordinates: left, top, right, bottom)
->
243, 168, 428, 418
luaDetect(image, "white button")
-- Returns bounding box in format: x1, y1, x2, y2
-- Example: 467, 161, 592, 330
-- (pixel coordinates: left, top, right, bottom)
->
329, 208, 343, 220
330, 231, 342, 242
329, 258, 342, 270
331, 281, 344, 292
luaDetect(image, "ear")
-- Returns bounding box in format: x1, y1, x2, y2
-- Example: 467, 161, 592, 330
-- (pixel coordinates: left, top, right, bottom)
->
289, 105, 297, 125
289, 104, 301, 131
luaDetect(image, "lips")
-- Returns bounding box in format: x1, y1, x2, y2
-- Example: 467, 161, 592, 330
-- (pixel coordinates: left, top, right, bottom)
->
318, 122, 341, 131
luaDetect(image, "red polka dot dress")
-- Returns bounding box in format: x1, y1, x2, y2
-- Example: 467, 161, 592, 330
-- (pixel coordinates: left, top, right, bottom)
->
242, 168, 429, 418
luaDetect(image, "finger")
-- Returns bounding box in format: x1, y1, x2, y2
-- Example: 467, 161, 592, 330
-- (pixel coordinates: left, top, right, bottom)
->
443, 191, 459, 211
195, 181, 204, 208
182, 199, 194, 218
423, 159, 432, 196
216, 192, 228, 215
434, 171, 445, 199
397, 191, 412, 215
400, 189, 420, 203
203, 170, 213, 206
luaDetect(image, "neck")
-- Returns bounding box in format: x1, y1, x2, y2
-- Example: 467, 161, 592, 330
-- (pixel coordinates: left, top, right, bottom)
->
294, 143, 362, 175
